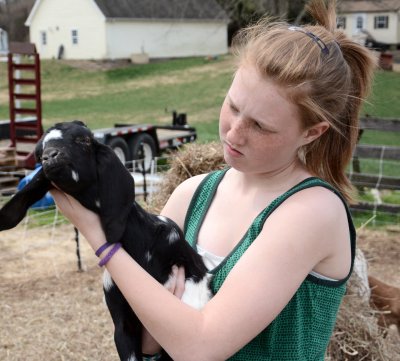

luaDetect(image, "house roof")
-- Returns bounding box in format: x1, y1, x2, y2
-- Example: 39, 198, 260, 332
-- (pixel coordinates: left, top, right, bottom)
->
93, 0, 229, 21
25, 0, 230, 27
338, 0, 400, 13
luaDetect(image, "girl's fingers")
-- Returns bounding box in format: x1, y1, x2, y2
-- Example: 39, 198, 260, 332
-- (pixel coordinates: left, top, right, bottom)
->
165, 266, 186, 299
174, 266, 186, 299
165, 265, 179, 293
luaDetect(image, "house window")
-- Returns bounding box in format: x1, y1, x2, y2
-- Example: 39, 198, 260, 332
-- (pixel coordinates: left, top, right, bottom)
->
40, 31, 47, 45
337, 16, 346, 29
356, 16, 363, 29
374, 16, 389, 29
71, 29, 78, 44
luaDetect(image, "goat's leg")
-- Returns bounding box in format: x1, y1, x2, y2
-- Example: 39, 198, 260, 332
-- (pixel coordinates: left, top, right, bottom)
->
105, 288, 143, 361
0, 168, 51, 231
113, 319, 142, 361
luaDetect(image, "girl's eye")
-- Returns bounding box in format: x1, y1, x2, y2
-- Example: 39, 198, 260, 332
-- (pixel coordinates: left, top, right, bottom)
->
253, 120, 266, 131
229, 103, 239, 113
253, 121, 275, 134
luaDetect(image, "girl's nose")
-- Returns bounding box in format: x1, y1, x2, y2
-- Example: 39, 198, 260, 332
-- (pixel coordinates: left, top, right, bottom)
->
226, 118, 246, 146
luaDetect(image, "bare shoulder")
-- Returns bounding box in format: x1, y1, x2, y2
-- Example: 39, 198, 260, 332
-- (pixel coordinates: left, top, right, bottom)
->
161, 173, 209, 230
261, 185, 351, 276
271, 185, 349, 236
288, 185, 347, 218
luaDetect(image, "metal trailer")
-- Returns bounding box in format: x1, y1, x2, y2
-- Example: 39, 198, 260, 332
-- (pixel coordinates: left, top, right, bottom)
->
93, 111, 197, 170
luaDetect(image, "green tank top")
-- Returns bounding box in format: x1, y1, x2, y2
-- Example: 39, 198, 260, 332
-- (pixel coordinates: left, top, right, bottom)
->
184, 169, 356, 361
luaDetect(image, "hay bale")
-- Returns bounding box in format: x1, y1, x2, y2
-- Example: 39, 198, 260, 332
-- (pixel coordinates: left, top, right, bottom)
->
149, 142, 225, 212
327, 272, 400, 360
326, 245, 400, 360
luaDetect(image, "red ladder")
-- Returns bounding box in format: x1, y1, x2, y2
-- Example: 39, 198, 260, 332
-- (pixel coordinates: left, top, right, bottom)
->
8, 42, 43, 169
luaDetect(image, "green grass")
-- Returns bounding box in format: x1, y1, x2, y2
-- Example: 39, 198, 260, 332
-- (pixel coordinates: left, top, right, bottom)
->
359, 130, 400, 146
350, 158, 399, 177
363, 70, 400, 118
25, 207, 69, 228
105, 57, 207, 81
1, 55, 399, 228
359, 70, 400, 148
352, 210, 400, 229
0, 56, 231, 140
1, 56, 399, 141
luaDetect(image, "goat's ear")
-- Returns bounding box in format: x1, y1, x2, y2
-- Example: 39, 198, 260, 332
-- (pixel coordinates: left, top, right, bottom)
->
71, 120, 87, 128
0, 168, 51, 231
95, 142, 135, 244
34, 134, 45, 163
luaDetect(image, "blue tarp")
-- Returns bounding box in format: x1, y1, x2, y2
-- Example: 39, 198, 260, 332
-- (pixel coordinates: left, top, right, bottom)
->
18, 165, 55, 209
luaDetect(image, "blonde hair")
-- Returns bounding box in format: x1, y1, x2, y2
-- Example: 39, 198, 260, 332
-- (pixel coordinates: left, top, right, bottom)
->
232, 0, 377, 202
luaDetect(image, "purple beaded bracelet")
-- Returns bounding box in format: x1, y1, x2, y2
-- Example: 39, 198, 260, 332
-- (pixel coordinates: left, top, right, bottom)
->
95, 242, 111, 257
98, 243, 122, 267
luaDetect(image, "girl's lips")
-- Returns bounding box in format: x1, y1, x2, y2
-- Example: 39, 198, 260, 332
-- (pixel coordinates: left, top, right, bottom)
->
224, 141, 243, 157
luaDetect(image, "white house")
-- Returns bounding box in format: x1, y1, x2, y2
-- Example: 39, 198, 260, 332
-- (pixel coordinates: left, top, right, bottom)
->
25, 0, 229, 60
0, 27, 8, 54
337, 0, 400, 47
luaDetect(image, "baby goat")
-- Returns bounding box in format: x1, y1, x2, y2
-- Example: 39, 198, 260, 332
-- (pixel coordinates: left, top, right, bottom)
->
369, 275, 400, 333
0, 120, 211, 361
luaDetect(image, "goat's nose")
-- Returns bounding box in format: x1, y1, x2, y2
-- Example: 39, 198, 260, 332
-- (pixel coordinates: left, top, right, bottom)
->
42, 148, 59, 161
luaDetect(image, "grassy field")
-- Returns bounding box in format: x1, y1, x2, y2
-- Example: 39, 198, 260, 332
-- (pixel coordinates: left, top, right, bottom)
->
0, 56, 232, 141
1, 54, 399, 142
1, 55, 399, 226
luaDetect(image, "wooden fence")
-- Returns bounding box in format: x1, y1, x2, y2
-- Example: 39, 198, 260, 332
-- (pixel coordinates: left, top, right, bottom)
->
349, 117, 400, 214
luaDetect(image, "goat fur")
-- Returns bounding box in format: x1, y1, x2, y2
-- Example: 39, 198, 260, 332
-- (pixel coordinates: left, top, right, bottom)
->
369, 275, 400, 333
0, 120, 210, 361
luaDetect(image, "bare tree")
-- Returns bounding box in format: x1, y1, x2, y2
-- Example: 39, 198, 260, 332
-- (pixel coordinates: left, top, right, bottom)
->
216, 0, 307, 44
0, 0, 35, 41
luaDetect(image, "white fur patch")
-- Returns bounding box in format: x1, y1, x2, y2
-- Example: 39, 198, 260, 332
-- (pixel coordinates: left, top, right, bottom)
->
102, 269, 114, 291
145, 251, 152, 262
42, 129, 63, 149
181, 274, 213, 310
71, 170, 79, 182
157, 215, 168, 223
95, 199, 101, 208
127, 355, 138, 361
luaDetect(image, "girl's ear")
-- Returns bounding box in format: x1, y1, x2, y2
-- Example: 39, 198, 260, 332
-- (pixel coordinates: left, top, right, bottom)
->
302, 121, 330, 145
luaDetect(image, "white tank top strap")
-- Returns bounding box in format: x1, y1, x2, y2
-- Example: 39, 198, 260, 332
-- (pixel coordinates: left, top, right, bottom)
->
196, 245, 224, 271
197, 245, 339, 281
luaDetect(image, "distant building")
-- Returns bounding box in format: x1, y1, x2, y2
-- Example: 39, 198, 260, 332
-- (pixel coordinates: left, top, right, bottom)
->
25, 0, 229, 60
0, 27, 8, 54
337, 0, 400, 48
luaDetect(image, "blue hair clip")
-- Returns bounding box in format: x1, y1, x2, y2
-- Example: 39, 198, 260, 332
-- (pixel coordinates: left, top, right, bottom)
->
288, 26, 330, 56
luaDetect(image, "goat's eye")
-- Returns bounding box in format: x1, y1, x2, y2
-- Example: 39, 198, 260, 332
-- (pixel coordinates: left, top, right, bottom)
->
75, 136, 91, 146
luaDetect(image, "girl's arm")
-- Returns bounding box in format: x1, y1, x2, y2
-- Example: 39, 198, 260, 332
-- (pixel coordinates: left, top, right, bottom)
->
51, 183, 347, 361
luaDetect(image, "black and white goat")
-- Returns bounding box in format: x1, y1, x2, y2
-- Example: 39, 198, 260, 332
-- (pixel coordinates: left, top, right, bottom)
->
0, 120, 211, 361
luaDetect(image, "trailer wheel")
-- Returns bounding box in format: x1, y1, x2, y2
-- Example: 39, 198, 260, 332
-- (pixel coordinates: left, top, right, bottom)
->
129, 133, 156, 172
107, 137, 129, 165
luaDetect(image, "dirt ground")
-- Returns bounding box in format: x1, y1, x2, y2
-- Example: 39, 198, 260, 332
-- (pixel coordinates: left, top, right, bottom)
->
0, 222, 399, 361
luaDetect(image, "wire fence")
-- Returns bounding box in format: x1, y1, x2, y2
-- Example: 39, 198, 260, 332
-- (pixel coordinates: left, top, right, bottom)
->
0, 153, 399, 251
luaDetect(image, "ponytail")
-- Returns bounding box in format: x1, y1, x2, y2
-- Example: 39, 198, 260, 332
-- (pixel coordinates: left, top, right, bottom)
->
302, 0, 377, 202
233, 0, 377, 202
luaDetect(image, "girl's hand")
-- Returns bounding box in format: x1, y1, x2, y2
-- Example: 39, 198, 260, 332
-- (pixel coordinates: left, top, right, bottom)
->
142, 265, 186, 354
50, 189, 106, 251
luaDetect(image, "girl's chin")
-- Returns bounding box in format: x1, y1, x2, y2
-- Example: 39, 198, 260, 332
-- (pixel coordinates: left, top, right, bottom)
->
223, 154, 248, 172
